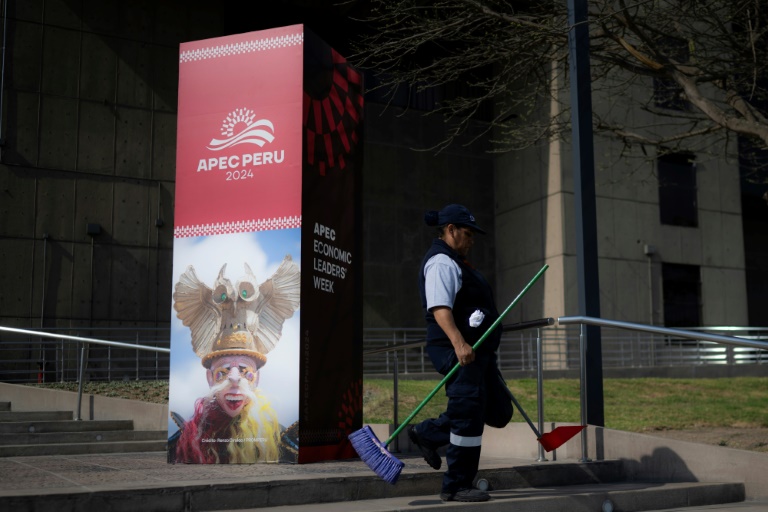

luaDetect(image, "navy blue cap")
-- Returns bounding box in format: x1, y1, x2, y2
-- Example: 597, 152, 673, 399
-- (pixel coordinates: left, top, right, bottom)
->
424, 204, 486, 234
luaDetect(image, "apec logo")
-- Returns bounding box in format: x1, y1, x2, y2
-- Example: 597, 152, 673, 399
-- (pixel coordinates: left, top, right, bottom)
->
197, 108, 285, 177
207, 108, 273, 151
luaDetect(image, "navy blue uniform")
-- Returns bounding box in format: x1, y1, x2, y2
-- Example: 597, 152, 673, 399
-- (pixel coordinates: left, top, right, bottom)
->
415, 239, 513, 494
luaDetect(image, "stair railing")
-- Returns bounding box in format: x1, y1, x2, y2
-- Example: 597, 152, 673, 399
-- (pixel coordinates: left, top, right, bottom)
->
557, 316, 768, 462
0, 326, 170, 421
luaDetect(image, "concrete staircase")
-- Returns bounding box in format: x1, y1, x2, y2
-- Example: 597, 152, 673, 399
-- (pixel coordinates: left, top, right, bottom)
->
0, 452, 748, 512
0, 400, 167, 456
165, 462, 745, 512
0, 399, 759, 512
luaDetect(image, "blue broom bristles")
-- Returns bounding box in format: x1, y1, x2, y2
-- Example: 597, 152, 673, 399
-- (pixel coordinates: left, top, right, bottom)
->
348, 425, 404, 484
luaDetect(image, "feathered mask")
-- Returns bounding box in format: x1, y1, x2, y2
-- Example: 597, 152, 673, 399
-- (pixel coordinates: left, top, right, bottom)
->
173, 255, 300, 368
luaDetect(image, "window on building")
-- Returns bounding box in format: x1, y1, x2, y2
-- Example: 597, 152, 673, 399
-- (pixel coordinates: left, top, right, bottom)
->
658, 152, 698, 227
653, 77, 689, 111
653, 37, 691, 111
662, 263, 702, 327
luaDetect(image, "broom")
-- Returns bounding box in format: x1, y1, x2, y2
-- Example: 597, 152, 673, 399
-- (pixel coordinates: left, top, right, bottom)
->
349, 264, 549, 484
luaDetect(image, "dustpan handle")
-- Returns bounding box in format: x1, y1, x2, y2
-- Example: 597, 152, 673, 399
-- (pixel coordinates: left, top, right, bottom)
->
384, 264, 549, 447
507, 390, 542, 438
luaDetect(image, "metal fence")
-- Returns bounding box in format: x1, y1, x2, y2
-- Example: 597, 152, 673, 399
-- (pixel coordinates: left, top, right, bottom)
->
361, 325, 768, 376
0, 327, 171, 383
1, 324, 767, 383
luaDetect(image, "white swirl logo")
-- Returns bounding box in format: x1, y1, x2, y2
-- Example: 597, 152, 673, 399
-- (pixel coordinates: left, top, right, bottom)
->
207, 108, 275, 151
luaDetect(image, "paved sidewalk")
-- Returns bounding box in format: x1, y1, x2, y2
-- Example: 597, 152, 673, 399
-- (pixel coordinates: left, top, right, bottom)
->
1, 451, 763, 512
0, 451, 443, 497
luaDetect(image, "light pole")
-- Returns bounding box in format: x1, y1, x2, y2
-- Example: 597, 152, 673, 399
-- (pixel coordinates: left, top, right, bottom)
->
567, 0, 604, 427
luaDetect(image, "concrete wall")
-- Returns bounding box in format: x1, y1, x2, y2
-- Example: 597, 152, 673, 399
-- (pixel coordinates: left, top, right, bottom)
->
0, 382, 167, 430
362, 102, 496, 327
0, 0, 756, 376
0, 0, 217, 336
0, 1, 496, 349
493, 61, 749, 329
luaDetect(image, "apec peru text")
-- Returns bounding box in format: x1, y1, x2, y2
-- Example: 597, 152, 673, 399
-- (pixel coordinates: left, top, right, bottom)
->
196, 150, 285, 172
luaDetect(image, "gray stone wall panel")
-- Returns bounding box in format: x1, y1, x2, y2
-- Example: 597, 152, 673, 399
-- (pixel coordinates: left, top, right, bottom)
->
8, 20, 42, 92
151, 46, 179, 113
156, 181, 174, 249
112, 178, 148, 244
69, 239, 94, 320
37, 238, 75, 321
11, 0, 43, 23
155, 247, 174, 320
77, 100, 115, 174
87, 243, 111, 321
116, 0, 153, 42
35, 170, 74, 240
151, 110, 177, 181
2, 90, 40, 166
0, 238, 34, 318
117, 38, 152, 109
107, 245, 153, 321
153, 1, 187, 46
41, 26, 79, 96
80, 33, 117, 101
0, 165, 37, 237
82, 0, 117, 35
44, 0, 81, 30
38, 95, 78, 169
73, 175, 113, 243
115, 107, 151, 178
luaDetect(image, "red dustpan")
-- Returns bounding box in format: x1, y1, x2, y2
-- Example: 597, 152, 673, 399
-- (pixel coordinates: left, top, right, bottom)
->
537, 425, 586, 452
508, 392, 585, 452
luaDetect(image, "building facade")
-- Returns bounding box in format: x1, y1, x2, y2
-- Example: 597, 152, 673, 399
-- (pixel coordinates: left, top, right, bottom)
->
0, 0, 764, 378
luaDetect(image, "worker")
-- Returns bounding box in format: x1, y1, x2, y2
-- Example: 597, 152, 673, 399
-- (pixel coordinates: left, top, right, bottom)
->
409, 203, 513, 502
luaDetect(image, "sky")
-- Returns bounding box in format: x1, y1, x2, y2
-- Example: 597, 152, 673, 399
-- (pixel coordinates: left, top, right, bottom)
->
167, 228, 302, 436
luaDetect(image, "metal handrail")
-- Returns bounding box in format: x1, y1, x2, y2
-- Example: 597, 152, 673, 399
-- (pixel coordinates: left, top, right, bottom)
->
557, 317, 768, 350
0, 326, 171, 353
557, 316, 768, 462
0, 326, 170, 420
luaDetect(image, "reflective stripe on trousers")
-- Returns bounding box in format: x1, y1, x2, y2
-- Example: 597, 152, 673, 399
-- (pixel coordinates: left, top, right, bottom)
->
450, 432, 482, 448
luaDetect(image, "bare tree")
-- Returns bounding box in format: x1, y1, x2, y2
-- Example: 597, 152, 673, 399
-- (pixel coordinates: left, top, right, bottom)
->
352, 0, 768, 179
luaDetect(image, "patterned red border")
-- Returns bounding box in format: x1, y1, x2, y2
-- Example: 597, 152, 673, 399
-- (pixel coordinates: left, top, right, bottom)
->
179, 33, 304, 63
174, 216, 302, 238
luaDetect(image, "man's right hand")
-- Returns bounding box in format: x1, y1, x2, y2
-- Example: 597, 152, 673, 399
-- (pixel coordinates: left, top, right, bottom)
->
432, 306, 475, 366
454, 341, 475, 366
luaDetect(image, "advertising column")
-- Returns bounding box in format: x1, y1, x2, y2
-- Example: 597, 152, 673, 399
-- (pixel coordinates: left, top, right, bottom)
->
167, 25, 363, 465
299, 29, 364, 463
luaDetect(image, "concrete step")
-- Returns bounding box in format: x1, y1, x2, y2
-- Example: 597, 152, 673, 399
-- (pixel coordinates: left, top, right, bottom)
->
0, 458, 745, 512
0, 429, 166, 445
0, 419, 134, 434
0, 439, 168, 457
0, 410, 72, 422
0, 399, 166, 457
647, 501, 768, 512
225, 482, 745, 512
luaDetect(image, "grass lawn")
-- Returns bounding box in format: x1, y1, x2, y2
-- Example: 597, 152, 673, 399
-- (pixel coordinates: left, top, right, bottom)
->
364, 377, 768, 432
32, 377, 768, 433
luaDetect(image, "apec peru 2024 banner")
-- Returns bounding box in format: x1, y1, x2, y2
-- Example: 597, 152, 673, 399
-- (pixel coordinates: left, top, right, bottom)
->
167, 25, 363, 465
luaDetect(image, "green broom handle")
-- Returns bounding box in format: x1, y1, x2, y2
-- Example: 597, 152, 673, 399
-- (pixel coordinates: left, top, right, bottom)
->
384, 264, 549, 447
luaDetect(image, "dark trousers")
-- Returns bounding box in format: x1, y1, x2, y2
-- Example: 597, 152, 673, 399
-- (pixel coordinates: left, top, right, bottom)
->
415, 344, 513, 493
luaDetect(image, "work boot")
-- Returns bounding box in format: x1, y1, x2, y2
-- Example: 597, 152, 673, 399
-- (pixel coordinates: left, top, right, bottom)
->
440, 488, 491, 502
408, 426, 441, 470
